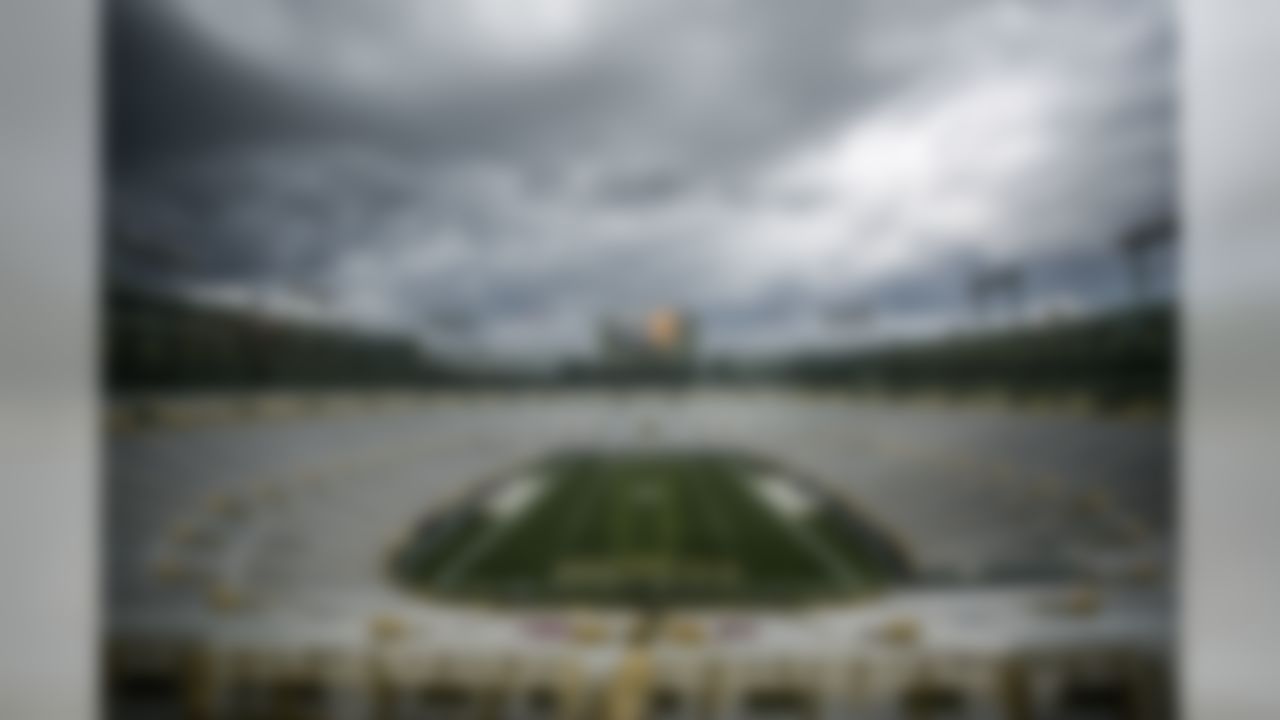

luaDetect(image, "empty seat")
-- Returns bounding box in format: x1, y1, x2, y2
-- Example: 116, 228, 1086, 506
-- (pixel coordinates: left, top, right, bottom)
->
109, 668, 186, 720
901, 683, 968, 719
648, 687, 688, 720
400, 684, 474, 720
1051, 678, 1137, 720
265, 679, 330, 720
742, 688, 814, 720
517, 686, 561, 720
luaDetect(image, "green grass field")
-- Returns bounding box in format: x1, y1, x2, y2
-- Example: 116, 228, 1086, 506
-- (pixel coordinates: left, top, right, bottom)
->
394, 451, 908, 606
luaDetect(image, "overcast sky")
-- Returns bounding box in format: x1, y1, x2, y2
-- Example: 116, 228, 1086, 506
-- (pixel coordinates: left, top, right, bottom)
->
108, 0, 1178, 362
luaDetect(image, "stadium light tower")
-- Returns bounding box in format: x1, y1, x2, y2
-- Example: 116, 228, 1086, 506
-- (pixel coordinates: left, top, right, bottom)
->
288, 274, 339, 324
1119, 216, 1177, 307
826, 298, 876, 347
114, 232, 204, 381
115, 232, 197, 288
968, 266, 1024, 331
829, 299, 874, 326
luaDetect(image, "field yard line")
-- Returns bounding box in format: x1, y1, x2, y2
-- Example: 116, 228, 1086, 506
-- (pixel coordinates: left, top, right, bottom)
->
688, 471, 737, 556
434, 476, 556, 588
553, 468, 610, 554
614, 473, 633, 563
741, 475, 861, 589
433, 511, 520, 588
780, 512, 861, 589
665, 471, 686, 576
657, 474, 679, 582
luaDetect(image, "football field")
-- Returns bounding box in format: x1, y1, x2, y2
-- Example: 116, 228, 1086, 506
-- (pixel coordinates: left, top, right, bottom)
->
394, 450, 909, 606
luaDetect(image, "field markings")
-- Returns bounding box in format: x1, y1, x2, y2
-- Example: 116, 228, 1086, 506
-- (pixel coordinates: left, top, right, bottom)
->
612, 473, 634, 571
687, 469, 737, 553
553, 465, 612, 556
658, 473, 682, 586
549, 463, 627, 590
433, 473, 563, 589
639, 477, 671, 584
429, 454, 885, 599
485, 475, 545, 519
621, 475, 667, 581
753, 475, 817, 518
735, 471, 862, 591
685, 467, 741, 581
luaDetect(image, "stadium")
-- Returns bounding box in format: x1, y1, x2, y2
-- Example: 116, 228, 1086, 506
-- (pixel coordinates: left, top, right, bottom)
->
105, 0, 1180, 717
107, 383, 1174, 719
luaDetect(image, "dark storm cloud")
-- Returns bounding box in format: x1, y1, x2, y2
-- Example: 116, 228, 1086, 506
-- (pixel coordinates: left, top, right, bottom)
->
109, 2, 334, 167
109, 0, 1179, 359
113, 0, 937, 166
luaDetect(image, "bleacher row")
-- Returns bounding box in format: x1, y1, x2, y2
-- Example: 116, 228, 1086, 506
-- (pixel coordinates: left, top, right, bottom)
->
107, 288, 453, 392
107, 384, 1165, 440
108, 637, 1170, 719
777, 307, 1175, 409
108, 285, 1174, 414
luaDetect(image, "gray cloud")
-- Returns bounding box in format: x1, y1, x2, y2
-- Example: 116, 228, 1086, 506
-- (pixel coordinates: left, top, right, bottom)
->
110, 0, 1179, 360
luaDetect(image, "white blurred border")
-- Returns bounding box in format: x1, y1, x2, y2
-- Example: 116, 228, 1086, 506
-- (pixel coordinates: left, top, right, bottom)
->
1182, 1, 1280, 717
0, 0, 97, 718
2, 0, 1280, 717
